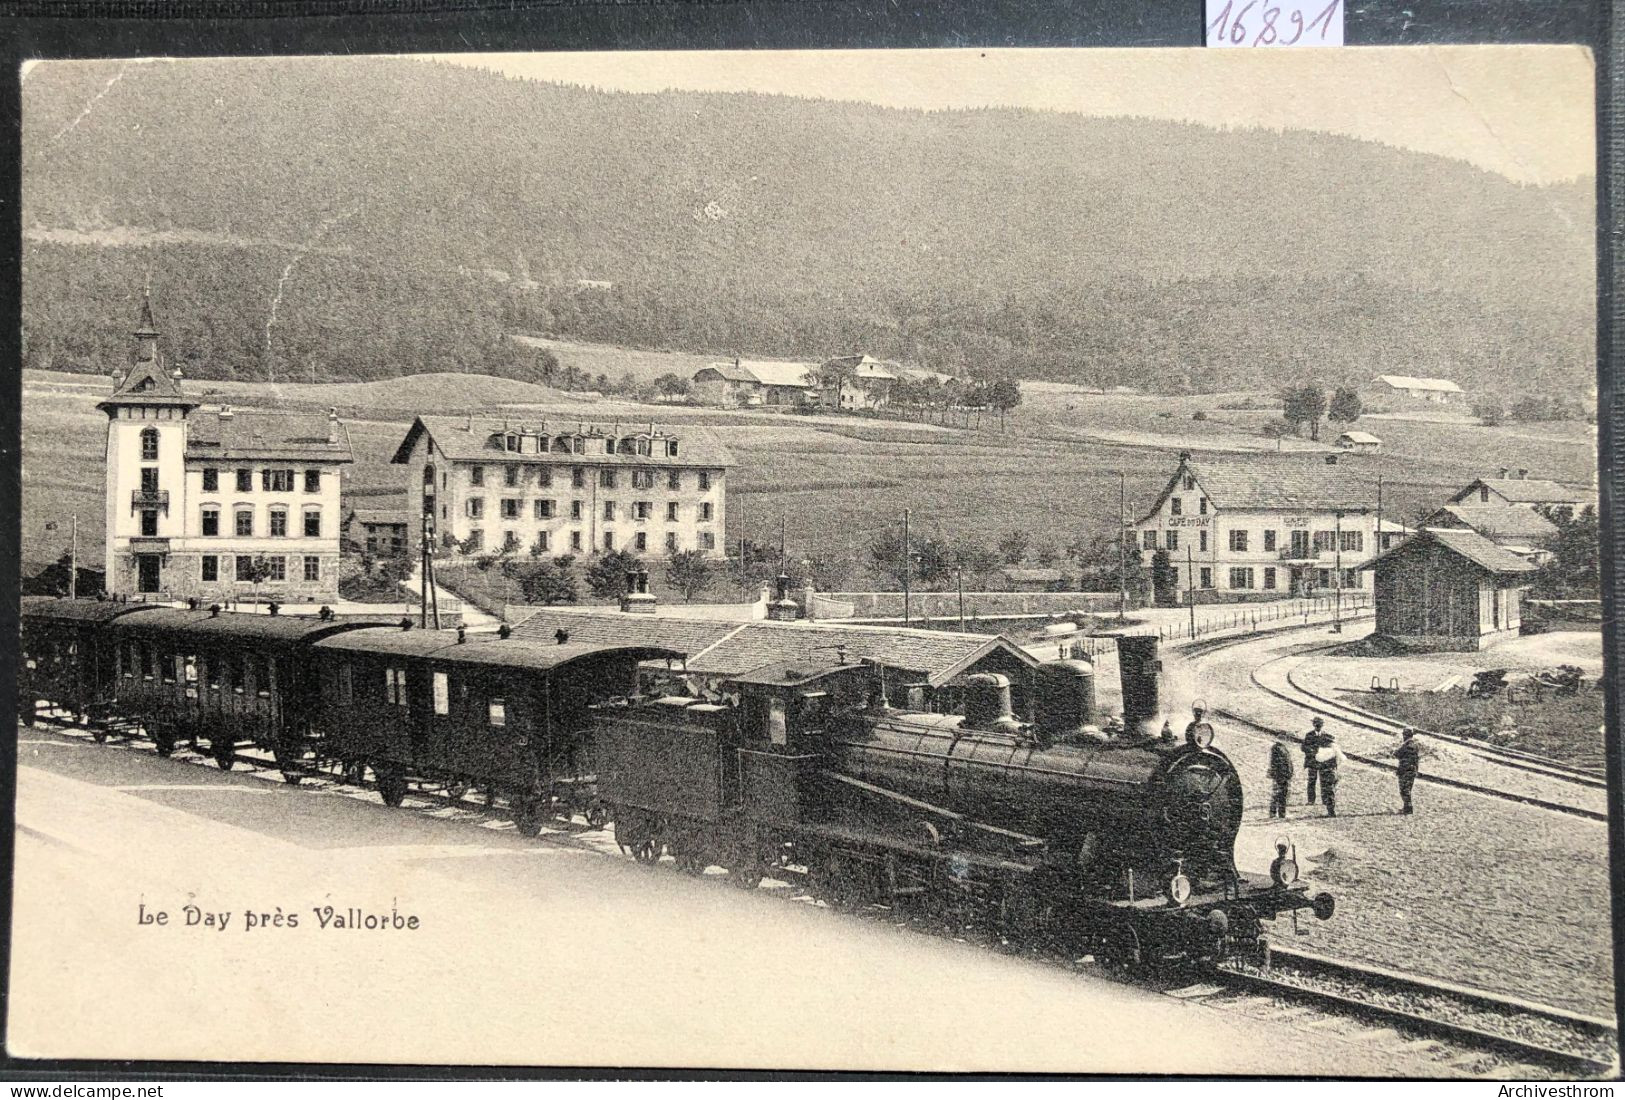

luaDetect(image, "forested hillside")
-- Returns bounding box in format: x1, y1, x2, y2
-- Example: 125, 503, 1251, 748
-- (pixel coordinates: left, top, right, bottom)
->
22, 56, 1595, 394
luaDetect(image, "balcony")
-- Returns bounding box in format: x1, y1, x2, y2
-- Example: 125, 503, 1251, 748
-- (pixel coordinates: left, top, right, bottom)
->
131, 489, 170, 514
128, 536, 171, 551
1277, 547, 1316, 562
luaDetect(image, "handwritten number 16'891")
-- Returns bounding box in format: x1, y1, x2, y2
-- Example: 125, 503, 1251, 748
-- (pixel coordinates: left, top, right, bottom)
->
1207, 0, 1341, 46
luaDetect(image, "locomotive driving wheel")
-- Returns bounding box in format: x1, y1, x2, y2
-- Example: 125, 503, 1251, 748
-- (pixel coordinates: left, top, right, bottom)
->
584, 802, 610, 830
1099, 924, 1145, 978
614, 812, 659, 864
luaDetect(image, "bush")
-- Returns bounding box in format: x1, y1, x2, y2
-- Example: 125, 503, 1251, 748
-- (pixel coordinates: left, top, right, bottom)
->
1191, 410, 1208, 421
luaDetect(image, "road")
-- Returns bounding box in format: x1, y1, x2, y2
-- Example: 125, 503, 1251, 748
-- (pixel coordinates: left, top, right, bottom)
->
11, 725, 1452, 1074
1171, 623, 1616, 1017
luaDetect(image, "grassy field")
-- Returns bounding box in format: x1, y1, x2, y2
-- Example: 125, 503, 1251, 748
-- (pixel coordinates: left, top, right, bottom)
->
1350, 689, 1605, 771
22, 351, 1599, 585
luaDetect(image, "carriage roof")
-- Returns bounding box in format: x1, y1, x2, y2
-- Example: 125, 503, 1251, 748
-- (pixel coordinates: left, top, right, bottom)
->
20, 597, 169, 625
311, 627, 680, 672
107, 607, 387, 646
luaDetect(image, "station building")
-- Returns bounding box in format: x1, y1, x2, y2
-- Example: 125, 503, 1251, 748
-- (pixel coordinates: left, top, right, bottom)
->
1361, 528, 1534, 651
100, 301, 353, 602
1132, 451, 1386, 603
391, 416, 733, 561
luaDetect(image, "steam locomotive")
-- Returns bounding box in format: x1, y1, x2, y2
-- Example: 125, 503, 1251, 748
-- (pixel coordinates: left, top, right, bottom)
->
596, 634, 1334, 970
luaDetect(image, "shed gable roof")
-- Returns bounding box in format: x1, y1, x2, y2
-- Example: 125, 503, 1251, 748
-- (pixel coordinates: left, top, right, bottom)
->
1360, 527, 1535, 576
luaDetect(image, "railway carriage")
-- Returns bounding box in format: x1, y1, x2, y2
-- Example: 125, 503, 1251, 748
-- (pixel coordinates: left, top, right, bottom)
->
18, 597, 164, 733
106, 606, 378, 776
310, 625, 678, 833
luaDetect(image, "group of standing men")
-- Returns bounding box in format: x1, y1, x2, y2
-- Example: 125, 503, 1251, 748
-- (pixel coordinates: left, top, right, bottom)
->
1266, 716, 1423, 818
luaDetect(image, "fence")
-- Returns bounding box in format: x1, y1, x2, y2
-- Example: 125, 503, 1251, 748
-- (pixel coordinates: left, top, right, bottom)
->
1059, 594, 1373, 661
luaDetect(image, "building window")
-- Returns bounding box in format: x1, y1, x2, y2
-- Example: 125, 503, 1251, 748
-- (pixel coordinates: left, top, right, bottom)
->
1166, 531, 1179, 551
202, 468, 219, 492
140, 467, 159, 494
603, 501, 615, 521
1264, 529, 1277, 552
667, 471, 681, 491
200, 507, 219, 537
571, 531, 582, 551
572, 467, 585, 489
470, 466, 485, 487
1340, 531, 1363, 553
262, 469, 294, 493
631, 470, 652, 490
266, 556, 286, 581
235, 469, 252, 493
1200, 567, 1213, 589
303, 555, 320, 582
1199, 498, 1208, 515
633, 501, 651, 520
1229, 530, 1248, 552
570, 500, 583, 520
600, 469, 616, 489
269, 508, 288, 538
304, 469, 321, 493
1263, 567, 1277, 590
700, 502, 714, 522
534, 531, 550, 553
699, 471, 712, 491
201, 555, 218, 582
603, 531, 615, 550
140, 510, 158, 537
466, 529, 483, 551
535, 499, 555, 519
503, 530, 520, 551
536, 468, 552, 488
140, 427, 159, 460
1229, 567, 1254, 590
1143, 530, 1156, 550
666, 502, 679, 522
635, 532, 648, 552
665, 532, 678, 552
1343, 569, 1360, 589
1480, 486, 1491, 502
1199, 531, 1208, 552
1170, 498, 1183, 516
1312, 530, 1335, 553
303, 509, 321, 538
235, 555, 254, 581
488, 698, 507, 727
501, 499, 520, 519
505, 466, 519, 488
1316, 569, 1331, 588
701, 532, 716, 551
467, 498, 485, 519
1183, 475, 1196, 491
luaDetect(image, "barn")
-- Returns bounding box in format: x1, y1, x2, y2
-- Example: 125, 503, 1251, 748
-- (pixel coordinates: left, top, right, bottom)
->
1360, 528, 1534, 651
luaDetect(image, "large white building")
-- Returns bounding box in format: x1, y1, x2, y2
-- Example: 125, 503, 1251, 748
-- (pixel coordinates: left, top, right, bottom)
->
100, 301, 353, 601
391, 416, 733, 561
1132, 451, 1387, 602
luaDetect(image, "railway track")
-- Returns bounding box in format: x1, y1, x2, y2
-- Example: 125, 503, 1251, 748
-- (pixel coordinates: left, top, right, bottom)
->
25, 710, 1621, 1076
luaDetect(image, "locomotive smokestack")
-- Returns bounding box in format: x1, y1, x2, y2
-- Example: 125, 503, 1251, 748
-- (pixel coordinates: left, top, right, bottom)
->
1033, 659, 1096, 745
964, 673, 1022, 735
1115, 634, 1162, 737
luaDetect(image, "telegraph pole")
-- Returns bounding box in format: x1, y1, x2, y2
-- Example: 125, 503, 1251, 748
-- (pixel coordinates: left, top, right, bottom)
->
1117, 471, 1128, 622
69, 514, 78, 600
420, 512, 432, 629
1332, 509, 1344, 633
902, 508, 912, 627
957, 567, 966, 633
1186, 543, 1196, 638
1376, 475, 1384, 551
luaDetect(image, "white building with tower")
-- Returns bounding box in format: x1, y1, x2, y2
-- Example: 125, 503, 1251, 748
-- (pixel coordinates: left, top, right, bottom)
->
100, 299, 354, 602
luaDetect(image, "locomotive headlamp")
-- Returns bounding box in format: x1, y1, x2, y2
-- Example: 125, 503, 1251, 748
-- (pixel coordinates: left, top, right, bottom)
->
1270, 839, 1299, 886
1189, 722, 1215, 750
1207, 910, 1230, 936
1166, 859, 1192, 906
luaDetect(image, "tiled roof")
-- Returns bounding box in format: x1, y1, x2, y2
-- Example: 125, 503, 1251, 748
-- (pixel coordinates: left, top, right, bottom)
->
695, 359, 817, 387
1145, 455, 1377, 517
1427, 505, 1559, 541
98, 360, 198, 411
1372, 374, 1463, 393
895, 367, 962, 386
683, 621, 1037, 686
347, 508, 411, 528
508, 608, 744, 658
1360, 528, 1535, 576
823, 354, 898, 381
391, 416, 733, 468
186, 409, 354, 463
1457, 478, 1584, 505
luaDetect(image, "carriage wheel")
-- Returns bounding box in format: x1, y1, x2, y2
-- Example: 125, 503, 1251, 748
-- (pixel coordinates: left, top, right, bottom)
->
729, 846, 766, 890
445, 779, 470, 803
274, 747, 302, 785
585, 802, 610, 830
378, 768, 408, 808
153, 726, 176, 758
1100, 924, 1145, 978
343, 760, 367, 786
213, 740, 236, 771
512, 799, 543, 837
91, 726, 108, 744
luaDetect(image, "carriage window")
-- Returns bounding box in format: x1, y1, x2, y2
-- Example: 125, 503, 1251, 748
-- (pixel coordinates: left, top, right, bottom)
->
123, 641, 136, 677
337, 663, 353, 705
144, 646, 157, 681
231, 656, 246, 694
385, 667, 409, 709
259, 659, 273, 698
206, 655, 221, 690
766, 697, 788, 746
488, 697, 507, 727
161, 655, 177, 684
433, 671, 449, 716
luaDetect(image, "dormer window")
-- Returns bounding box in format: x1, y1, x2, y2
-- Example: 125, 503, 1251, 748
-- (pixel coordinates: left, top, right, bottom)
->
135, 378, 153, 392
504, 433, 520, 453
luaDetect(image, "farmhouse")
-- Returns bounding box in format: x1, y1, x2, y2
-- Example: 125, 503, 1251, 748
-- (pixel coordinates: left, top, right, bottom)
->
1133, 451, 1381, 603
344, 508, 411, 557
691, 358, 818, 407
1367, 374, 1464, 404
100, 300, 352, 602
390, 417, 732, 562
821, 354, 898, 410
1421, 504, 1558, 565
1360, 528, 1533, 651
1336, 430, 1381, 453
1449, 470, 1586, 519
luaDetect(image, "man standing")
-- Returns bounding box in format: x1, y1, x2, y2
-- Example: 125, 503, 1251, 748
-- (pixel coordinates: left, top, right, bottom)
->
1267, 736, 1295, 818
1317, 729, 1344, 818
1302, 716, 1328, 804
1395, 727, 1422, 814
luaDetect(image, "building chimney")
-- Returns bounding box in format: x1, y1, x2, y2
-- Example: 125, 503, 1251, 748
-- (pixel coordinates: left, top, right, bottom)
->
499, 624, 512, 639
328, 407, 339, 444
621, 568, 657, 614
1499, 467, 1509, 478
767, 573, 801, 622
1324, 454, 1339, 465
1517, 468, 1529, 479
219, 404, 234, 421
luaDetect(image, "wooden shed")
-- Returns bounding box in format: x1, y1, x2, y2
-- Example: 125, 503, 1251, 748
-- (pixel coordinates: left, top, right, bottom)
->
1360, 528, 1534, 651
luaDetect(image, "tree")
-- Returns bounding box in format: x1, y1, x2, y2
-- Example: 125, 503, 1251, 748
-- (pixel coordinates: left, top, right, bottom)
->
1260, 418, 1297, 451
813, 357, 859, 411
1471, 396, 1506, 427
1281, 383, 1328, 441
867, 530, 951, 589
239, 554, 275, 604
665, 549, 715, 601
1034, 542, 1060, 566
997, 528, 1031, 565
986, 378, 1023, 431
511, 556, 579, 604
951, 542, 1001, 588
1530, 505, 1599, 598
1328, 386, 1363, 424
653, 372, 692, 401
585, 548, 644, 599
